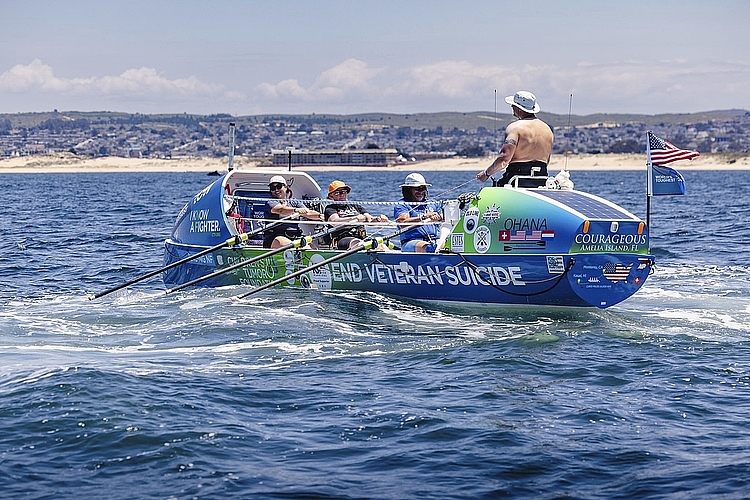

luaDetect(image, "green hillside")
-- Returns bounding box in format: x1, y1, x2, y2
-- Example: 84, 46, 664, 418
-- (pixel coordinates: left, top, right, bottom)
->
1, 109, 746, 131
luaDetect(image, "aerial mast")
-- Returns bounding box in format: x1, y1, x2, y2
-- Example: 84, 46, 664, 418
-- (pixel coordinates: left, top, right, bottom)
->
227, 122, 235, 171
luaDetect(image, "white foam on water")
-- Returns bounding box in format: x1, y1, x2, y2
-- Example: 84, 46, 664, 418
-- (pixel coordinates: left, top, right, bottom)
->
0, 366, 73, 391
5, 256, 749, 380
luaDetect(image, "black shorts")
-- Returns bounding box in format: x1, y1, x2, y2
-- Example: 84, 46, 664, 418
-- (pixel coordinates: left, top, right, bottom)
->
499, 161, 548, 187
263, 228, 303, 248
336, 236, 359, 250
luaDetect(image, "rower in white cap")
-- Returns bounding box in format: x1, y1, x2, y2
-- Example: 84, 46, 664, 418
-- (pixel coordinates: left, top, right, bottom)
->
393, 172, 443, 253
263, 175, 323, 248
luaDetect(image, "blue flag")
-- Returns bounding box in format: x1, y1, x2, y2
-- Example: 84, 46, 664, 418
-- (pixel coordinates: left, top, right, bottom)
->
651, 163, 685, 196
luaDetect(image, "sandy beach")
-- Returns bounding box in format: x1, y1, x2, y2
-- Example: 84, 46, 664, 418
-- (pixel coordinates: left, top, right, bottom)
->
0, 152, 747, 174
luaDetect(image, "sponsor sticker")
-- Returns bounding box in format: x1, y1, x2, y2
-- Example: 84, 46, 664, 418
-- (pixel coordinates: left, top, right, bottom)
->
451, 233, 465, 253
308, 253, 332, 290
482, 204, 501, 225
474, 226, 491, 253
546, 255, 565, 273
463, 207, 479, 234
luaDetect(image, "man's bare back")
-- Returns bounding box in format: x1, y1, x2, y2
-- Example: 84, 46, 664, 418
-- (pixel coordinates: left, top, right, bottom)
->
504, 117, 553, 164
477, 91, 554, 184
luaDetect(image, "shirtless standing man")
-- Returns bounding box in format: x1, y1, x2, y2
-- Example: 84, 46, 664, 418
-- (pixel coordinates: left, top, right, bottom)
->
477, 91, 554, 186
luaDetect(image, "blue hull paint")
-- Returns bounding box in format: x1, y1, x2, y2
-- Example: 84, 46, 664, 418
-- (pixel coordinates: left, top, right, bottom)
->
163, 242, 651, 308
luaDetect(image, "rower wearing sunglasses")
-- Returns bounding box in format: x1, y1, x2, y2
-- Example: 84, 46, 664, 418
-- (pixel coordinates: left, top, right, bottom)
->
263, 175, 323, 249
324, 180, 389, 250
393, 173, 443, 253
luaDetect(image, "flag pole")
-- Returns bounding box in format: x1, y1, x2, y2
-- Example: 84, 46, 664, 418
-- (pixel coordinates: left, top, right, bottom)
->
645, 131, 653, 228
644, 130, 693, 230
564, 93, 573, 172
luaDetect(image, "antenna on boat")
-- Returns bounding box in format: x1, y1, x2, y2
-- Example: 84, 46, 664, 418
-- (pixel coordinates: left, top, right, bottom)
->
227, 122, 236, 171
563, 94, 572, 172
286, 146, 294, 172
494, 89, 498, 155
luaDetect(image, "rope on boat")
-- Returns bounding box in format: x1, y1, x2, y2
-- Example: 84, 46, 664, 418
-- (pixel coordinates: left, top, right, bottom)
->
458, 254, 577, 297
432, 178, 479, 199
230, 195, 448, 208
227, 195, 447, 235
227, 217, 432, 232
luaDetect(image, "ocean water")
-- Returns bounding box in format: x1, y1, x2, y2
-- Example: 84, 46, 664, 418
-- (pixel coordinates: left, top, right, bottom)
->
1, 169, 750, 499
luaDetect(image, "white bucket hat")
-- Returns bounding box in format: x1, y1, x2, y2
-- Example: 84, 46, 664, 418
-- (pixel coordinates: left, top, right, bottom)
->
400, 172, 432, 187
268, 175, 287, 186
505, 90, 541, 114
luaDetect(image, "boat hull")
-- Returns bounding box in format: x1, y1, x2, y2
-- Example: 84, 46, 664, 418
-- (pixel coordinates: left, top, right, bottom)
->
163, 241, 653, 308
163, 169, 655, 308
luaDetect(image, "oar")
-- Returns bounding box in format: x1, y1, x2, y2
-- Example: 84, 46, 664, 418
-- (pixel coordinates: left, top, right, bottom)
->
234, 224, 418, 300
163, 224, 353, 295
502, 241, 547, 252
90, 213, 298, 300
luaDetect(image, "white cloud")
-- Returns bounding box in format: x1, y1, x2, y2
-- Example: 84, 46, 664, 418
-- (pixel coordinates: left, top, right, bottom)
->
314, 58, 382, 97
0, 59, 234, 101
393, 60, 514, 98
0, 59, 70, 92
255, 58, 718, 113
537, 60, 750, 113
255, 79, 307, 100
2, 57, 748, 115
253, 58, 382, 102
94, 67, 223, 97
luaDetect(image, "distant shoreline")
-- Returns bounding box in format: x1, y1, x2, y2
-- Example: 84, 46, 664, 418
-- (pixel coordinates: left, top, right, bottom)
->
0, 152, 748, 174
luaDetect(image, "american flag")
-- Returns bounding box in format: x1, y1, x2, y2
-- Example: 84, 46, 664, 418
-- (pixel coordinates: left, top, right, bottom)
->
602, 262, 633, 283
648, 131, 699, 165
525, 230, 542, 241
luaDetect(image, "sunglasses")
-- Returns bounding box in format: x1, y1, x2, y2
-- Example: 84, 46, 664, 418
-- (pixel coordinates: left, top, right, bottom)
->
331, 189, 350, 195
269, 183, 285, 191
412, 186, 427, 192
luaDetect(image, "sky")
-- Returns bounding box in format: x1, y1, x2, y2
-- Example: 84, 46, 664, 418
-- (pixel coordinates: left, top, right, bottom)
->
1, 0, 748, 117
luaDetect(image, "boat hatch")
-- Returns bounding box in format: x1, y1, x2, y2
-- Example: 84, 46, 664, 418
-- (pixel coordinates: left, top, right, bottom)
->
227, 171, 322, 200
532, 190, 639, 221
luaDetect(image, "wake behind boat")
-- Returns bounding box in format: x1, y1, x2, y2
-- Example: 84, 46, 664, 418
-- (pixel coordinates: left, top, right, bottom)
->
161, 167, 653, 308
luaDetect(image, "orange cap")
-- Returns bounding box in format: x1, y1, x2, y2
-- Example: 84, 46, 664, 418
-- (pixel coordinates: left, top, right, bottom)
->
328, 180, 352, 195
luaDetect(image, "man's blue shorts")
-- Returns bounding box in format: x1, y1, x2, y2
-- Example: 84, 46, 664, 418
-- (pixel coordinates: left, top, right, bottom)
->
401, 239, 437, 253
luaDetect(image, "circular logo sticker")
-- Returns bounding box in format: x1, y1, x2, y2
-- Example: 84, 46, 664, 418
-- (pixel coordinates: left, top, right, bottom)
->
463, 207, 479, 234
308, 253, 331, 290
473, 226, 491, 253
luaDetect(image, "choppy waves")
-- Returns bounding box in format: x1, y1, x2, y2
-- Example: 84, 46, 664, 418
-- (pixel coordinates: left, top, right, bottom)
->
2, 171, 750, 498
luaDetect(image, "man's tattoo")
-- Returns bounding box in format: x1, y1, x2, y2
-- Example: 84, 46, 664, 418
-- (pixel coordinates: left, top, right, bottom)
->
504, 138, 517, 146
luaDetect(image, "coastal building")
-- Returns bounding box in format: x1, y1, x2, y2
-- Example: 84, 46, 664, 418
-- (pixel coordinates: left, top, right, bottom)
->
2, 110, 749, 160
271, 148, 399, 167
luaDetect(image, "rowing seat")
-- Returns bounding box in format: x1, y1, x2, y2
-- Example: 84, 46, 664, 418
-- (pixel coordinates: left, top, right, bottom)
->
235, 190, 269, 246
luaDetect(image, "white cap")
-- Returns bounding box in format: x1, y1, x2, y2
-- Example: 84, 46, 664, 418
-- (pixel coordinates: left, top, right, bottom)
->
268, 175, 287, 186
505, 91, 541, 114
400, 172, 431, 187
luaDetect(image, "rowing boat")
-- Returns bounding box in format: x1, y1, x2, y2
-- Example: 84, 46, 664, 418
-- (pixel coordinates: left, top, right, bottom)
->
161, 167, 653, 308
